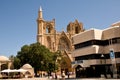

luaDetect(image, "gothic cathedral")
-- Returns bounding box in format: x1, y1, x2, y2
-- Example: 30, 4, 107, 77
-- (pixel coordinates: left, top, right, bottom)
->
37, 7, 84, 73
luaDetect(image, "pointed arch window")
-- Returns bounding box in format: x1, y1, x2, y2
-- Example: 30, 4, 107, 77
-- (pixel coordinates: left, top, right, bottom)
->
75, 26, 79, 34
58, 37, 70, 51
46, 26, 51, 33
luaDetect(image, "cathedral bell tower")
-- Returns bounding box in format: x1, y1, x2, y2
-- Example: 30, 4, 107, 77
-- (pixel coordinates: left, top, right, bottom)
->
37, 7, 45, 45
37, 7, 56, 51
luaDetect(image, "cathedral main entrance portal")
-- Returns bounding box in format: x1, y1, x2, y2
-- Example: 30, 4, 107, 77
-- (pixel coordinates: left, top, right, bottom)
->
58, 36, 73, 75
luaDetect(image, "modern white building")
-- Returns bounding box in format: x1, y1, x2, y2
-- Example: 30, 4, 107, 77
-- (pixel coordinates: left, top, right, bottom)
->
72, 21, 120, 78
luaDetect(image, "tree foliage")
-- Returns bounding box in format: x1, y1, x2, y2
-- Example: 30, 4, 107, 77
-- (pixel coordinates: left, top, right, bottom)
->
14, 42, 56, 75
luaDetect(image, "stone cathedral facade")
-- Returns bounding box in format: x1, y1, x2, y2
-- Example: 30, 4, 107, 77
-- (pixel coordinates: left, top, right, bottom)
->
37, 7, 84, 73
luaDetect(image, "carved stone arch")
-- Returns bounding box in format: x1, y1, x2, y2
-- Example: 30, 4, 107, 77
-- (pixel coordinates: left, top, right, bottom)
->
58, 33, 73, 72
67, 20, 84, 34
46, 36, 52, 49
67, 22, 72, 32
1, 64, 8, 70
58, 34, 71, 51
75, 24, 80, 34
74, 20, 81, 33
45, 22, 54, 34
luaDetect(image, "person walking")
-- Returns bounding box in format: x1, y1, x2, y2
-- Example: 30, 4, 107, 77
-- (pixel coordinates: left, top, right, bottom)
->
67, 72, 70, 78
61, 71, 65, 80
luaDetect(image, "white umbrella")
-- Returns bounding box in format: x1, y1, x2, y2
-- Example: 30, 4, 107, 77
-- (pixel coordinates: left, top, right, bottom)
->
17, 69, 28, 73
1, 69, 28, 73
1, 69, 12, 73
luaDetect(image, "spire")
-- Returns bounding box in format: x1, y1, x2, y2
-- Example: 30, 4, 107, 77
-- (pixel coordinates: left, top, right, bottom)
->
38, 6, 43, 19
39, 6, 42, 12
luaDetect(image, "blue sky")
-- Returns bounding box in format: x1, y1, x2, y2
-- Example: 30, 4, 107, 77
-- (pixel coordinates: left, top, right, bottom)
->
0, 0, 120, 57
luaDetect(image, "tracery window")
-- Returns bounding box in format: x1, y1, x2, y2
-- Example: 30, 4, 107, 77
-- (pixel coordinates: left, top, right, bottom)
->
58, 37, 70, 51
75, 26, 79, 34
46, 26, 51, 33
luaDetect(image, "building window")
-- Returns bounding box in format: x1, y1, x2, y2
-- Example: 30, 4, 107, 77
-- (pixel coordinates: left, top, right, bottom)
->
46, 26, 51, 33
74, 38, 120, 49
117, 38, 120, 43
75, 26, 79, 34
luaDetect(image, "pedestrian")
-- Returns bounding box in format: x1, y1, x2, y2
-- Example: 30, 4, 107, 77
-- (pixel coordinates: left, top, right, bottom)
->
62, 71, 65, 80
67, 72, 70, 78
55, 72, 57, 79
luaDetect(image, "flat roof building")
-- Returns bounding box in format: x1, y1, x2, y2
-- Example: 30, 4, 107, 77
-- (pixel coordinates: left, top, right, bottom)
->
72, 22, 120, 78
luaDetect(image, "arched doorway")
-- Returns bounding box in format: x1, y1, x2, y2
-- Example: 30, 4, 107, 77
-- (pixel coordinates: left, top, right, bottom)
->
58, 35, 73, 74
75, 65, 96, 78
75, 65, 86, 78
0, 56, 11, 77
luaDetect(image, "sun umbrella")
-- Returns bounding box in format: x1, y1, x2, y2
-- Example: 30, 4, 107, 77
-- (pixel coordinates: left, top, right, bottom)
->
1, 69, 12, 73
17, 69, 28, 73
1, 69, 28, 73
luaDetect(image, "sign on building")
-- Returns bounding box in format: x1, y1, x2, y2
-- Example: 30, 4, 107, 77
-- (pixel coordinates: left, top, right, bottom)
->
110, 49, 115, 59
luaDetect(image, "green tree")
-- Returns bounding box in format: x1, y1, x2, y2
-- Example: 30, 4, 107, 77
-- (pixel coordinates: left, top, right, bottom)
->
13, 57, 21, 69
14, 42, 55, 76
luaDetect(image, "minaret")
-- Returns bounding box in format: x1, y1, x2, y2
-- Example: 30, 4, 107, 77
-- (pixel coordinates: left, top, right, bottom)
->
38, 6, 43, 19
37, 6, 44, 45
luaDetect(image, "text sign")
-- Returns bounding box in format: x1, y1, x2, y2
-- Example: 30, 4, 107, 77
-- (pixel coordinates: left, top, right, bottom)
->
110, 50, 115, 59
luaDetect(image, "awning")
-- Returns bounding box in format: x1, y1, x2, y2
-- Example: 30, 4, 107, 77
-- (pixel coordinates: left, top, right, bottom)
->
1, 69, 13, 73
17, 69, 28, 73
1, 69, 27, 73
